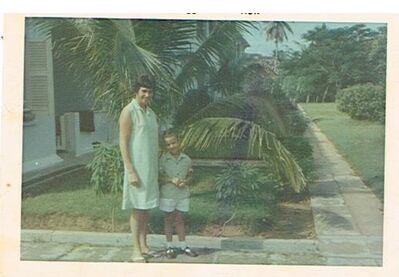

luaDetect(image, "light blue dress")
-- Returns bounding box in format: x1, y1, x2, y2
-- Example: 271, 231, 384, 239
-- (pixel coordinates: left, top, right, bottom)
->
122, 99, 159, 210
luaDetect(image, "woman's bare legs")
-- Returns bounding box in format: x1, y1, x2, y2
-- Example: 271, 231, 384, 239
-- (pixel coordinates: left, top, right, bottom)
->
139, 210, 150, 253
130, 209, 143, 260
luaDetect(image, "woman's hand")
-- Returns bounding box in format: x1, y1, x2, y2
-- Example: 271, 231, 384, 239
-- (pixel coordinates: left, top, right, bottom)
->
128, 172, 140, 187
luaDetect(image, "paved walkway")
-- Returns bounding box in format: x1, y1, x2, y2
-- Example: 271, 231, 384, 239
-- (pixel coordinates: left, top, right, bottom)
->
304, 120, 383, 266
20, 112, 384, 266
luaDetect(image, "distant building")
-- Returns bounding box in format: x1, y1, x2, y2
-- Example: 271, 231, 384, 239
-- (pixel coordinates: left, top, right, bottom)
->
23, 21, 117, 173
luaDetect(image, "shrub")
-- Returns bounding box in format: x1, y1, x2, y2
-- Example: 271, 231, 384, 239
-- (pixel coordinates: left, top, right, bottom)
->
336, 84, 385, 123
280, 136, 313, 177
87, 143, 124, 195
86, 143, 124, 230
215, 161, 276, 206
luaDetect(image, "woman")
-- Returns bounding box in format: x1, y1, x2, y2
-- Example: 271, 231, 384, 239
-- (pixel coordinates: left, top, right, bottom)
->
119, 75, 159, 262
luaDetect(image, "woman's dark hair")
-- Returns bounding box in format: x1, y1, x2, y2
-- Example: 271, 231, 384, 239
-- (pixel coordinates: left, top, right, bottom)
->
133, 75, 156, 92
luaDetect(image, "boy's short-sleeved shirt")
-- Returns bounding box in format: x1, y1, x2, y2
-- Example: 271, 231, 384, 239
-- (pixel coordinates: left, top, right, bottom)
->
159, 152, 192, 200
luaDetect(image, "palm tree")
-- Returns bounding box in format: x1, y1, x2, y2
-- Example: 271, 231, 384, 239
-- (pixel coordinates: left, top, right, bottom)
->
264, 21, 294, 70
177, 94, 306, 192
33, 18, 306, 192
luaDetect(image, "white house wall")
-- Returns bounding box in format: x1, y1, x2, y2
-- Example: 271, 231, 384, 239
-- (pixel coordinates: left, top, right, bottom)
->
23, 19, 63, 173
22, 115, 62, 173
77, 112, 118, 156
61, 112, 117, 156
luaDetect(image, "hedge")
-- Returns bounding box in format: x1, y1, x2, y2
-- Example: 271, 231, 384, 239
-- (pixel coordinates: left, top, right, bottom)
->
336, 84, 385, 123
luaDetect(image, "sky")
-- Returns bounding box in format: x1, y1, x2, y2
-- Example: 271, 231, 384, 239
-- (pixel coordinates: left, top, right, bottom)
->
244, 21, 387, 56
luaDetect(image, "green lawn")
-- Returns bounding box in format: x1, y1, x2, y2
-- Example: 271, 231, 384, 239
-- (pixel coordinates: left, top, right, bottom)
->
22, 167, 276, 235
301, 103, 385, 200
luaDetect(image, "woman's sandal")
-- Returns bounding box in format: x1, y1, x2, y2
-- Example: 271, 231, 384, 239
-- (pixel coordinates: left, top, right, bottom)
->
130, 255, 147, 263
142, 250, 162, 259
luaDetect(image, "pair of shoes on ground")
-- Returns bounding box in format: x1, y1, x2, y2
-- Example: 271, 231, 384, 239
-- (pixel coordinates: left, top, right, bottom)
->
166, 247, 198, 259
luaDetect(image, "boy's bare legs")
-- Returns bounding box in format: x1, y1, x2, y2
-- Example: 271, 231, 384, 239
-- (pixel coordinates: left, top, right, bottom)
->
164, 211, 175, 243
130, 209, 143, 259
175, 210, 186, 242
175, 210, 197, 256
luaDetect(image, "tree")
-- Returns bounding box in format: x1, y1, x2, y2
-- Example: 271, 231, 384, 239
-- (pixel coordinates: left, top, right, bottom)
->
33, 18, 307, 195
264, 21, 293, 70
279, 24, 385, 102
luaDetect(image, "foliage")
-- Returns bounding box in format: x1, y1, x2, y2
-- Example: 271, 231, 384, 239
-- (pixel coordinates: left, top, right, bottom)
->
86, 143, 124, 229
264, 21, 294, 69
174, 88, 211, 126
280, 136, 313, 175
180, 117, 307, 192
215, 161, 274, 206
86, 143, 124, 195
278, 24, 387, 102
336, 83, 385, 123
271, 93, 308, 136
21, 167, 284, 236
33, 18, 255, 122
31, 18, 308, 197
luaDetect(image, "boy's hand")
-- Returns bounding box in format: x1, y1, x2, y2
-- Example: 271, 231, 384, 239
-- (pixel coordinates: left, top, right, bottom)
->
178, 179, 187, 188
170, 177, 182, 186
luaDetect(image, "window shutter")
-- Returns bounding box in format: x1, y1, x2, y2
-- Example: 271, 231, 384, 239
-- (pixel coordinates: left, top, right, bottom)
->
24, 39, 55, 115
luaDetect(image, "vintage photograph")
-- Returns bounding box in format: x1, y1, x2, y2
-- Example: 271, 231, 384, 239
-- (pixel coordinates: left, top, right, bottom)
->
19, 16, 385, 266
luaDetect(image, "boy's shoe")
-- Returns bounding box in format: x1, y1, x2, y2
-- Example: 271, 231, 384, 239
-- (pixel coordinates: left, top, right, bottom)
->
178, 247, 198, 257
165, 247, 177, 259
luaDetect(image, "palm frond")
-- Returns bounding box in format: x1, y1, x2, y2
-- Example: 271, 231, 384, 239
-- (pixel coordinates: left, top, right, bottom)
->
33, 18, 180, 122
175, 21, 255, 93
180, 117, 306, 192
264, 21, 294, 43
179, 94, 288, 137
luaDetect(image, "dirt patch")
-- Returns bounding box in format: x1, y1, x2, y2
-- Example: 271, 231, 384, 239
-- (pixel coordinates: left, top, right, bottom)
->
259, 201, 316, 239
22, 199, 316, 239
198, 200, 316, 239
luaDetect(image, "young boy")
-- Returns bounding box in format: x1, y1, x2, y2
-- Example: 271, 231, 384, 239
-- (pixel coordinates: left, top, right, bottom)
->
159, 130, 198, 259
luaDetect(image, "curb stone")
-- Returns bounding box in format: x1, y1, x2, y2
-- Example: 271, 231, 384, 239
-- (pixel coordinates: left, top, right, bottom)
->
21, 229, 319, 254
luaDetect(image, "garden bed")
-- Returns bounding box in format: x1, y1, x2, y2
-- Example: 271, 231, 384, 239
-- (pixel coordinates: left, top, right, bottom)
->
22, 167, 316, 239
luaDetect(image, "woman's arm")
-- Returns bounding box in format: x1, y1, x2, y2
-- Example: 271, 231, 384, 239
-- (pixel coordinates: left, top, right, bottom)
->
119, 107, 139, 187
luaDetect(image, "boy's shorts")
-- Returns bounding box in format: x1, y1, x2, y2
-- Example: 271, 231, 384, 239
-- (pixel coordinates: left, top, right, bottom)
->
159, 198, 190, 212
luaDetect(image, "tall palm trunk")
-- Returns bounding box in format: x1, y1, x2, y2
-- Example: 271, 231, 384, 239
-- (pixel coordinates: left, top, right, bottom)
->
274, 40, 279, 71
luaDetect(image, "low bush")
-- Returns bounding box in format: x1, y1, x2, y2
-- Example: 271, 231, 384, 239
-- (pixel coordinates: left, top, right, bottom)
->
336, 83, 385, 123
215, 161, 276, 206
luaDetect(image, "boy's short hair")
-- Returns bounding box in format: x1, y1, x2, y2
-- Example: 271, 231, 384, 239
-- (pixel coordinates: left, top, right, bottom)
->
133, 74, 156, 92
162, 129, 178, 141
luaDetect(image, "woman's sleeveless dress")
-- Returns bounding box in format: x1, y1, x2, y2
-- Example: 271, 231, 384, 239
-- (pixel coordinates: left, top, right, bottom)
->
121, 99, 159, 210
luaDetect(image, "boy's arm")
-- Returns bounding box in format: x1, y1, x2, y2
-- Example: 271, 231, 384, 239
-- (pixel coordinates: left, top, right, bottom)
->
159, 175, 181, 186
180, 158, 194, 187
183, 168, 193, 186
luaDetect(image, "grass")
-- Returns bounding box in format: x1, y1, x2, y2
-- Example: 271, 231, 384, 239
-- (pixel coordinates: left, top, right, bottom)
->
301, 103, 385, 200
21, 167, 282, 236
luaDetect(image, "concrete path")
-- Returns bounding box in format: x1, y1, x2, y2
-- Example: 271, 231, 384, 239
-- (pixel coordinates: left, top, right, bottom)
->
20, 113, 384, 266
21, 230, 322, 265
305, 119, 383, 266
